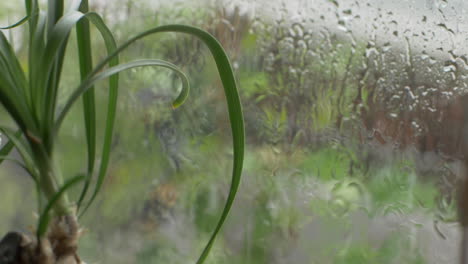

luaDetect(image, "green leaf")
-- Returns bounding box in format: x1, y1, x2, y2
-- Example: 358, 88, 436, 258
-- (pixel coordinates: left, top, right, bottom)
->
25, 0, 44, 125
69, 25, 245, 263
0, 137, 15, 161
57, 24, 244, 263
42, 10, 120, 211
0, 127, 36, 179
0, 130, 22, 166
0, 15, 30, 30
0, 0, 33, 29
0, 31, 34, 132
54, 59, 189, 216
47, 0, 64, 35
50, 22, 243, 262
22, 10, 119, 213
75, 0, 98, 210
57, 59, 189, 128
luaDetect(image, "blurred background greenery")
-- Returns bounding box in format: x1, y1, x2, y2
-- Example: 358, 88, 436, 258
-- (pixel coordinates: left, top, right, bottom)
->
0, 0, 465, 263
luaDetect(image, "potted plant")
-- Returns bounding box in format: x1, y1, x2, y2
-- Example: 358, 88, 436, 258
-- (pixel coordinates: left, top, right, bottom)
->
0, 0, 244, 263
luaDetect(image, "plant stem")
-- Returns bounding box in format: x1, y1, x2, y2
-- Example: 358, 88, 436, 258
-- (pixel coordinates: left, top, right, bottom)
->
32, 143, 70, 217
48, 0, 64, 34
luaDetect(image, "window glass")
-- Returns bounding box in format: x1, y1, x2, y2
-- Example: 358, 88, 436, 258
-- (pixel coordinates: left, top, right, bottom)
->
0, 0, 465, 263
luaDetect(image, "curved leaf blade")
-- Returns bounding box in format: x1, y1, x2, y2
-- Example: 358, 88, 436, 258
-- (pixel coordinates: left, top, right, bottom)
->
75, 0, 98, 210
0, 0, 33, 29
57, 59, 189, 128
57, 24, 244, 263
0, 130, 20, 165
54, 59, 189, 216
0, 15, 30, 30
31, 10, 119, 211
0, 127, 36, 176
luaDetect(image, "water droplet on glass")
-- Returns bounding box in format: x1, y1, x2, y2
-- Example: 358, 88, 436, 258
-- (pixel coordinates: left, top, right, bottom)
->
337, 22, 348, 32
443, 65, 456, 72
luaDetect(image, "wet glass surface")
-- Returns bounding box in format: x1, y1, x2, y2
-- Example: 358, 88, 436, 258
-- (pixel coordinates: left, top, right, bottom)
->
1, 0, 468, 263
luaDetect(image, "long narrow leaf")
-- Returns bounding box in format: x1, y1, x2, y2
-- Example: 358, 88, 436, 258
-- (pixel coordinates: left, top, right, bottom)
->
0, 0, 34, 29
0, 127, 36, 178
27, 11, 118, 210
43, 44, 69, 150
24, 10, 118, 211
0, 15, 30, 30
55, 24, 244, 263
41, 11, 120, 211
54, 59, 189, 216
0, 130, 22, 166
47, 0, 64, 36
57, 59, 189, 128
80, 13, 119, 215
29, 11, 46, 119
75, 0, 97, 210
36, 11, 80, 133
43, 1, 72, 147
0, 32, 33, 131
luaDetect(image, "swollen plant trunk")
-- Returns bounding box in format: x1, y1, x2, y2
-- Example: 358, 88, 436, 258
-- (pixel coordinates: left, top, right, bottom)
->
0, 215, 83, 264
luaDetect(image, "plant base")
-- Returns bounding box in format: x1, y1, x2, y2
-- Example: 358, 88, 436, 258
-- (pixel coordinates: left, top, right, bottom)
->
0, 215, 84, 264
